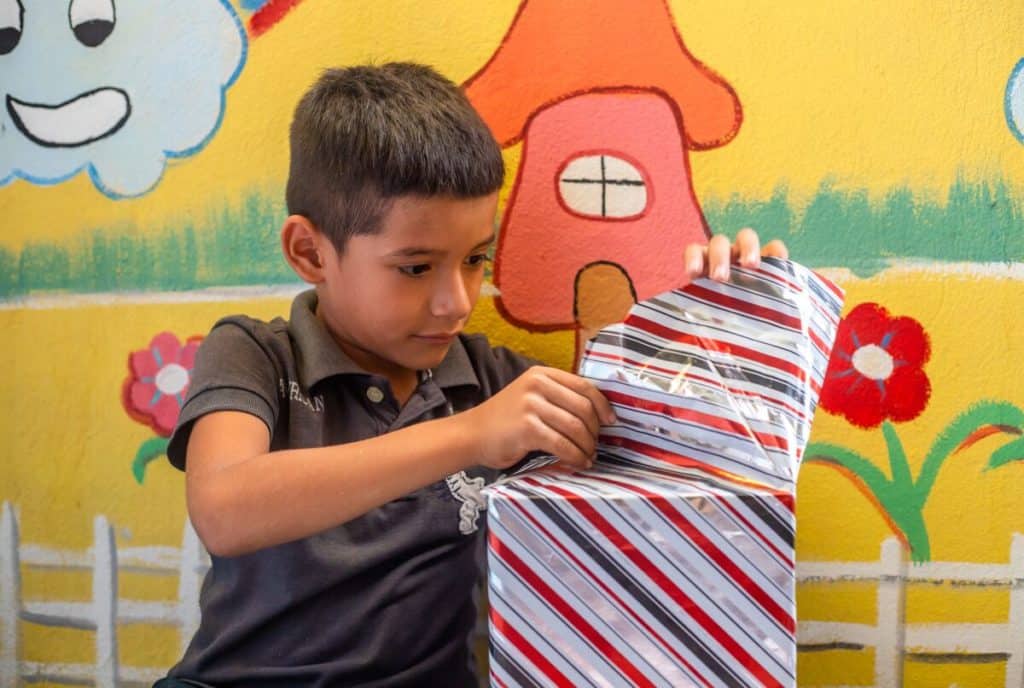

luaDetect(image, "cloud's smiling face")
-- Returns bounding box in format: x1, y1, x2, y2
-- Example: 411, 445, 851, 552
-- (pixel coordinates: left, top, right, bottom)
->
3, 0, 130, 148
0, 0, 246, 198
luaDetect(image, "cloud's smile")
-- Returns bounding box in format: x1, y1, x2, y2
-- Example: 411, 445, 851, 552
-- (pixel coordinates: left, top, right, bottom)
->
6, 87, 131, 148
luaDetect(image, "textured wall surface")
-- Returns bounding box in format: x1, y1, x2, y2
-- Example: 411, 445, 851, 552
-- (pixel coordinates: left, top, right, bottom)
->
2, 1, 1022, 685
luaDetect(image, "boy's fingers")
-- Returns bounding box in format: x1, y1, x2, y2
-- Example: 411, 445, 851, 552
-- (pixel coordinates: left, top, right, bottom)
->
544, 381, 602, 438
707, 234, 732, 281
539, 401, 597, 459
734, 227, 761, 267
542, 368, 616, 425
683, 242, 705, 280
531, 416, 592, 469
763, 239, 789, 259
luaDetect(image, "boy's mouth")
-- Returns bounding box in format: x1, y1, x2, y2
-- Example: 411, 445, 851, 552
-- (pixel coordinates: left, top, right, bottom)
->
414, 331, 459, 344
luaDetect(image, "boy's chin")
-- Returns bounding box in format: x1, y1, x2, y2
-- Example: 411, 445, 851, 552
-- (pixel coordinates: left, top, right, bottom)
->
401, 343, 452, 371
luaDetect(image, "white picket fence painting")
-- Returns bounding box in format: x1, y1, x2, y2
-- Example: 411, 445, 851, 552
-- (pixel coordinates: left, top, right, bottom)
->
1, 502, 208, 687
2, 500, 1023, 687
799, 536, 1024, 688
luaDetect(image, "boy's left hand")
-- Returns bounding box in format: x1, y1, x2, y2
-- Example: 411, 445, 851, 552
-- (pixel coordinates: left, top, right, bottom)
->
683, 227, 788, 284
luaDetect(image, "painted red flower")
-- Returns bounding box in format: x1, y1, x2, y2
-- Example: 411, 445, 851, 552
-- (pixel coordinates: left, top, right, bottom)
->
819, 303, 931, 429
122, 332, 203, 437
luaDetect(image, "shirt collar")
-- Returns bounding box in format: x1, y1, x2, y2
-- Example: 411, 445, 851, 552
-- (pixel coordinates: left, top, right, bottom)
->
290, 290, 480, 391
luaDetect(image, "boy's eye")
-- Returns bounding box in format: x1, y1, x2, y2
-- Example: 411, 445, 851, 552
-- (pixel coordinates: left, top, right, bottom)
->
466, 253, 490, 267
398, 264, 430, 277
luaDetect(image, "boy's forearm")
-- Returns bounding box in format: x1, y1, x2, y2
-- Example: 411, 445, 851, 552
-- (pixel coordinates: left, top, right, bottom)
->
188, 412, 480, 557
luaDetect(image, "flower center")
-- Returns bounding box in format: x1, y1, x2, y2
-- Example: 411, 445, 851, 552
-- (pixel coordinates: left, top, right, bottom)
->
852, 344, 894, 381
155, 363, 189, 396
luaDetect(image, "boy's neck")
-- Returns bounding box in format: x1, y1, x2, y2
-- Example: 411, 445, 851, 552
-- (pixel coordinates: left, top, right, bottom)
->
315, 305, 419, 406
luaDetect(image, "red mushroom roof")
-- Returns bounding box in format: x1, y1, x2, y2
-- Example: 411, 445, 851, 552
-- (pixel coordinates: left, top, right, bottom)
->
464, 0, 742, 149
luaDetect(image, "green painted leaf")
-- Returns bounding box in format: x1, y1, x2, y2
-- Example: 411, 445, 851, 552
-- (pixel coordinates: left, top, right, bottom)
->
805, 443, 894, 497
985, 436, 1024, 470
916, 401, 1024, 501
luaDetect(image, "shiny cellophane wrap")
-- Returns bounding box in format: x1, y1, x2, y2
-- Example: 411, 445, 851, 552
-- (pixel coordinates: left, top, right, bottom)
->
486, 258, 844, 687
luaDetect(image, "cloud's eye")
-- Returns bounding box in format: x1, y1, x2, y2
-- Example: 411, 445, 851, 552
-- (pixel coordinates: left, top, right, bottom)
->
0, 0, 23, 56
69, 0, 115, 48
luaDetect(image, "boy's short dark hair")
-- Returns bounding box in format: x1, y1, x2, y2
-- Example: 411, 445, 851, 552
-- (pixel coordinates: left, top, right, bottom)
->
286, 62, 505, 251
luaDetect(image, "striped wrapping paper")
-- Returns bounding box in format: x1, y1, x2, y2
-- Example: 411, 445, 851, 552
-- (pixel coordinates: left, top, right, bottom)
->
486, 258, 844, 687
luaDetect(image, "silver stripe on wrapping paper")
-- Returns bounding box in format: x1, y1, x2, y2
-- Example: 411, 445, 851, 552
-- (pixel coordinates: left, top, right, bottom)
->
489, 493, 699, 687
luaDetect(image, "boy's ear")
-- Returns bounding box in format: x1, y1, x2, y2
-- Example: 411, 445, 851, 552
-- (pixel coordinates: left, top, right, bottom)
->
281, 215, 330, 284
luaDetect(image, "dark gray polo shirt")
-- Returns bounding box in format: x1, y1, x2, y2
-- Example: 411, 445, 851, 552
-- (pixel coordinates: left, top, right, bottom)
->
165, 290, 535, 688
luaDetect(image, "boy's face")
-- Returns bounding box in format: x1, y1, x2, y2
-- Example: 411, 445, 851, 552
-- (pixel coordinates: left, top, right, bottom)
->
316, 192, 499, 383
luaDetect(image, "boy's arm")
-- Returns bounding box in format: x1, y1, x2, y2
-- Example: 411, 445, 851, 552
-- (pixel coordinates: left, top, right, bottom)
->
186, 366, 614, 557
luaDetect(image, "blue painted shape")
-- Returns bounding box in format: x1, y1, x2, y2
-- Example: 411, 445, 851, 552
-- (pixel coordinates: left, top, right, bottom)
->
0, 0, 248, 199
1007, 58, 1024, 144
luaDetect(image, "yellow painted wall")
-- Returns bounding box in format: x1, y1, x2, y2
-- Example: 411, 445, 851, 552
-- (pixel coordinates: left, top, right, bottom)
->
3, 1, 1023, 685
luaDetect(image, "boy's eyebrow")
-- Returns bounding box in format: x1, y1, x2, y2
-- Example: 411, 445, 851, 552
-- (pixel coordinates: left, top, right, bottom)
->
387, 233, 496, 258
474, 233, 497, 249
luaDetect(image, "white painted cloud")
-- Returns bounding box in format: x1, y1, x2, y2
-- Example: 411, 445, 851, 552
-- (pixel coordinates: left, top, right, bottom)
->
0, 0, 246, 198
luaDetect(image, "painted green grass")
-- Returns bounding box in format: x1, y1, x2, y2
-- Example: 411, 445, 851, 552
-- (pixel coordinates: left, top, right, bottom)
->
1, 176, 1021, 299
704, 176, 1023, 273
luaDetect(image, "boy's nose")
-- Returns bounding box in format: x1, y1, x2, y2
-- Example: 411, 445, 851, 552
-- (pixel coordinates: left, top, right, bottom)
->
432, 273, 472, 319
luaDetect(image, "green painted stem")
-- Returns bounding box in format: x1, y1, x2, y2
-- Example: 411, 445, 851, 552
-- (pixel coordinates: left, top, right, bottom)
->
132, 437, 170, 484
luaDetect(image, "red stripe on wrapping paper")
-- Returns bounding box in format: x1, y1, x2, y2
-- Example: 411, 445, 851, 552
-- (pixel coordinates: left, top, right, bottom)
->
623, 314, 808, 385
682, 370, 807, 422
684, 283, 802, 331
740, 263, 804, 293
490, 673, 508, 688
809, 328, 830, 360
585, 349, 809, 423
717, 498, 794, 569
537, 483, 786, 688
812, 270, 845, 301
490, 535, 658, 688
602, 388, 791, 453
506, 498, 713, 687
587, 474, 795, 635
601, 434, 777, 491
776, 492, 795, 513
490, 605, 574, 687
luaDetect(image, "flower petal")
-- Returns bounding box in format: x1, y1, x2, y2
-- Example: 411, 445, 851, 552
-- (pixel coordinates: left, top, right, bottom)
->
843, 302, 892, 347
819, 363, 858, 413
129, 380, 159, 414
179, 337, 202, 370
150, 393, 182, 437
884, 366, 931, 423
121, 377, 156, 428
129, 348, 159, 378
886, 316, 931, 367
149, 332, 183, 367
838, 374, 887, 428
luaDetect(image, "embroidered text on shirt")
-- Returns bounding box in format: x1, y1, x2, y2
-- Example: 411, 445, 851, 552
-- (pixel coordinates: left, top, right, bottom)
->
278, 379, 325, 413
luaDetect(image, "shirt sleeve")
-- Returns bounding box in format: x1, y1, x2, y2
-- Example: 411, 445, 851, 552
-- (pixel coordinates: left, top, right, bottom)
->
166, 318, 282, 471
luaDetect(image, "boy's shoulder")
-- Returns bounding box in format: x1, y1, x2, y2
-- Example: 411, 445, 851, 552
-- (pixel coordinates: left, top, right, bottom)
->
196, 290, 325, 381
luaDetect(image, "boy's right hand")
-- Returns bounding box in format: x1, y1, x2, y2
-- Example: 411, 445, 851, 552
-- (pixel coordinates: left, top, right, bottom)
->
463, 366, 616, 471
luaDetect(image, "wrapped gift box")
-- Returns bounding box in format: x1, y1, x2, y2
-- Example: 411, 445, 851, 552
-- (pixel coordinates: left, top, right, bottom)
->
486, 258, 844, 687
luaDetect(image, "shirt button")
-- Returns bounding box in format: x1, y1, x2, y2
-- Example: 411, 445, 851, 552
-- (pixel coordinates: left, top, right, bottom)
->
366, 386, 385, 403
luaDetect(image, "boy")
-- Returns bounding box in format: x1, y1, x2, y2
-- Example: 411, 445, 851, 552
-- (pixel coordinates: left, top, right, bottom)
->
159, 63, 785, 687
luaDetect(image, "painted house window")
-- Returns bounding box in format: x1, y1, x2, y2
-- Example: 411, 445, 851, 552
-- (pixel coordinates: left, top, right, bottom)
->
558, 153, 649, 219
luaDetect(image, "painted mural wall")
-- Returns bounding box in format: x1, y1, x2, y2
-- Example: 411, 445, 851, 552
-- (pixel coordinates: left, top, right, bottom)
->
2, 1, 1023, 686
